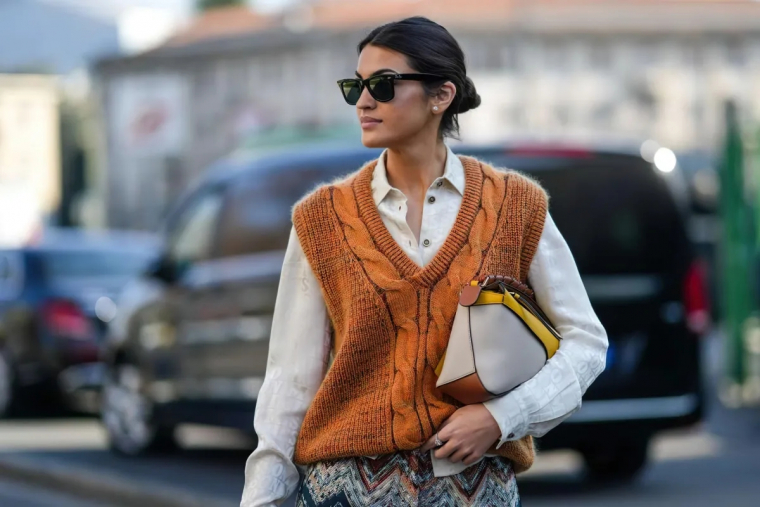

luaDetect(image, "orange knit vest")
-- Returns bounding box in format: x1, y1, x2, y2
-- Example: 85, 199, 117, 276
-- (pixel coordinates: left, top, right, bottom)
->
291, 156, 548, 474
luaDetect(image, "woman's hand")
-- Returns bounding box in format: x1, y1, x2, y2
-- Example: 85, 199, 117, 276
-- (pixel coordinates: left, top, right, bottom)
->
420, 404, 501, 465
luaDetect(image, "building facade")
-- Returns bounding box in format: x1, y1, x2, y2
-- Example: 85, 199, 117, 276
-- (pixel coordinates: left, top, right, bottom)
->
95, 0, 760, 230
0, 75, 60, 246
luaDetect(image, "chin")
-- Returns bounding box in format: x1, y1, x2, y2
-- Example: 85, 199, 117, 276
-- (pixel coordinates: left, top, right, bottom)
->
361, 131, 404, 149
360, 133, 387, 149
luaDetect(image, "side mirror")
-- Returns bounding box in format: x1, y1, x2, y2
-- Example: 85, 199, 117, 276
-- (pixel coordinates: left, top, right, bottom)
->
146, 254, 179, 284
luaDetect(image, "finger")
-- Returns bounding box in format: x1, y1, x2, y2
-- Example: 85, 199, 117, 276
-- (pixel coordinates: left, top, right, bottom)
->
462, 451, 482, 466
438, 415, 454, 428
449, 447, 471, 463
436, 419, 457, 443
422, 414, 456, 452
434, 440, 458, 460
421, 429, 449, 453
420, 435, 438, 453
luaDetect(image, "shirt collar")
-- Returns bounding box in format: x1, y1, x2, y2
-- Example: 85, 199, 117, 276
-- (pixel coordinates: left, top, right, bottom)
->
371, 145, 466, 205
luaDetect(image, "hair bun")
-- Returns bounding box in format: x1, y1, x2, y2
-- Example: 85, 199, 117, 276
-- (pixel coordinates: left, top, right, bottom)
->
457, 76, 481, 114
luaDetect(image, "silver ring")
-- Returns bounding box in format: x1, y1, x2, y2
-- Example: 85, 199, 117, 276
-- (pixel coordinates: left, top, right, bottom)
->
434, 433, 444, 447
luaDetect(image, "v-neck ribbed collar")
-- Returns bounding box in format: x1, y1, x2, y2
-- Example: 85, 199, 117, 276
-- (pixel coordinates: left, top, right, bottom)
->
353, 156, 483, 287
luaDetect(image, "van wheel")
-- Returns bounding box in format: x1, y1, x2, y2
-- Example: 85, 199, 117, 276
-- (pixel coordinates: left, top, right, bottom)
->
0, 348, 22, 419
0, 350, 15, 418
581, 437, 649, 484
101, 363, 177, 456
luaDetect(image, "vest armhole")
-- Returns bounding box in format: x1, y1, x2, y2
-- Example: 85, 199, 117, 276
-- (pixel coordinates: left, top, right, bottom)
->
291, 186, 343, 358
291, 185, 331, 264
514, 174, 549, 281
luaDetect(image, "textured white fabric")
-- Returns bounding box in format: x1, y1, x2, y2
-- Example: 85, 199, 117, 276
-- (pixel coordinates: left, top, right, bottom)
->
371, 146, 465, 265
240, 148, 608, 507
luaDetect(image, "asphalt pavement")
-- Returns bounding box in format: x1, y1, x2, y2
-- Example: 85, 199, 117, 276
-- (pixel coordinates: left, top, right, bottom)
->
521, 405, 760, 506
0, 477, 107, 507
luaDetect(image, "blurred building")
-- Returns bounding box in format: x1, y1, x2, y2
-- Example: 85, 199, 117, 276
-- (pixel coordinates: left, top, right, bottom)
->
0, 0, 116, 233
0, 0, 191, 232
95, 0, 760, 230
0, 74, 60, 246
0, 0, 120, 74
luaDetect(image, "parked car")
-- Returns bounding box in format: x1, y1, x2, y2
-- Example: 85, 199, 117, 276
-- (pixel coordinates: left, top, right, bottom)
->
101, 142, 708, 483
0, 229, 158, 416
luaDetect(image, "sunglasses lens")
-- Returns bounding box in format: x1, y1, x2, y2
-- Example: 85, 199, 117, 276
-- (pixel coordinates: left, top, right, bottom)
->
341, 81, 362, 105
368, 76, 394, 102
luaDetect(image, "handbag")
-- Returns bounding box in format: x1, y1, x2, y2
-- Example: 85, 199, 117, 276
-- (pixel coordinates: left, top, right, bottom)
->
434, 275, 562, 405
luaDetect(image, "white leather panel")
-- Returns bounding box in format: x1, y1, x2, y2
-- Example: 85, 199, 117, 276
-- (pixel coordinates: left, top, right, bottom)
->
469, 304, 547, 395
436, 304, 475, 387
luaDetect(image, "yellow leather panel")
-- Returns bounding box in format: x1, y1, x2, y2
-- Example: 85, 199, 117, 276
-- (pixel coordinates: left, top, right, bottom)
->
472, 290, 560, 359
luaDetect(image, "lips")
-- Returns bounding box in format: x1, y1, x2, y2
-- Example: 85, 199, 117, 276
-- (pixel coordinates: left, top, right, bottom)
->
360, 116, 382, 128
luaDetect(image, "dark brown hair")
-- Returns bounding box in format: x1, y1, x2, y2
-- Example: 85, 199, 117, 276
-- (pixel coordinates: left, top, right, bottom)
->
358, 16, 481, 139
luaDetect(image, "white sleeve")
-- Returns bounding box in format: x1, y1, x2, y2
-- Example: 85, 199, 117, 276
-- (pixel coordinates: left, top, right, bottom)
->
483, 212, 608, 447
240, 227, 331, 507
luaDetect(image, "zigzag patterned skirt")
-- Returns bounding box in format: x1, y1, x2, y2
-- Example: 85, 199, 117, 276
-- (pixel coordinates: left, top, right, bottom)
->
295, 448, 521, 507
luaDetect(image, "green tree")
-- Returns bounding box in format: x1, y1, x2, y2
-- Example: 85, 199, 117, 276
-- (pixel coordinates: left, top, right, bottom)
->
196, 0, 245, 12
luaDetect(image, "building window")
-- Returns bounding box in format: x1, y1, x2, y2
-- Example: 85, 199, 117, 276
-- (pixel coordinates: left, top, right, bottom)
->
636, 40, 659, 66
589, 43, 611, 70
484, 42, 503, 70
544, 40, 568, 71
501, 46, 517, 70
726, 39, 746, 68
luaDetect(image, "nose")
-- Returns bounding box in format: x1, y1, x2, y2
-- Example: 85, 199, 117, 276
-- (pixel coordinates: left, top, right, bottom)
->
356, 84, 375, 110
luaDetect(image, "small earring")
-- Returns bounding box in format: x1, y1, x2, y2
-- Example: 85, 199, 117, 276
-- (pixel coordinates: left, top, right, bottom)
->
433, 106, 439, 111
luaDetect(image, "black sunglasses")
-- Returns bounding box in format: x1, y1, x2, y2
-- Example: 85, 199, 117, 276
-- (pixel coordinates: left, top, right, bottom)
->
337, 73, 445, 105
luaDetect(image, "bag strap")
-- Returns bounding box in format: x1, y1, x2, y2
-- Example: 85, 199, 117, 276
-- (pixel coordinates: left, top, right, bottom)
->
477, 274, 535, 299
473, 275, 559, 339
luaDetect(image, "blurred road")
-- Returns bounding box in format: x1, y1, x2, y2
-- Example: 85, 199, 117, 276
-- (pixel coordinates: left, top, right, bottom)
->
0, 422, 256, 507
0, 477, 106, 507
0, 396, 758, 507
521, 403, 760, 507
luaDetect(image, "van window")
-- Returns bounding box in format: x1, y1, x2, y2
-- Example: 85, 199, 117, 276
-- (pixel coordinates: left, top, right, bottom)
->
0, 253, 23, 299
41, 251, 151, 281
167, 189, 225, 265
217, 166, 339, 257
458, 150, 689, 275
0, 255, 11, 282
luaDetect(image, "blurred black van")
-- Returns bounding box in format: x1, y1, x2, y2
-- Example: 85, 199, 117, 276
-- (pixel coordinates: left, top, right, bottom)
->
100, 142, 707, 482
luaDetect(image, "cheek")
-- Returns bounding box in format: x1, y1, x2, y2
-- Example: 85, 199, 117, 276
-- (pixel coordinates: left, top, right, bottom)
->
383, 92, 429, 131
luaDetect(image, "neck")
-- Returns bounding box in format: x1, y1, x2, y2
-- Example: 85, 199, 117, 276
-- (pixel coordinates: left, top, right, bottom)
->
384, 138, 448, 200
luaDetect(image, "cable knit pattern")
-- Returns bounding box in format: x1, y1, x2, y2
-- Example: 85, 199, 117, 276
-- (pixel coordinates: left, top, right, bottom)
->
291, 156, 548, 474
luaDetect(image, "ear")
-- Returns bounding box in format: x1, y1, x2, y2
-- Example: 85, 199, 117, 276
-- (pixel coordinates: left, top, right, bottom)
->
432, 81, 457, 114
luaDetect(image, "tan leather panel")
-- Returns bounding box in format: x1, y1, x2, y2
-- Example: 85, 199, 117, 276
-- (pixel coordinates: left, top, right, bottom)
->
438, 372, 493, 405
459, 285, 482, 307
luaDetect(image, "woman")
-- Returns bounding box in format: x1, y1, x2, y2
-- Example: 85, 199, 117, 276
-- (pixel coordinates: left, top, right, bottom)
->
241, 16, 608, 507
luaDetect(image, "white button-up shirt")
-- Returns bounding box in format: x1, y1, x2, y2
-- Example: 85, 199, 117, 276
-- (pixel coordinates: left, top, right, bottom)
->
240, 146, 608, 507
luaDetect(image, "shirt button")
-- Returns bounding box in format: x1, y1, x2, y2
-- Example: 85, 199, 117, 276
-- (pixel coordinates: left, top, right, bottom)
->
428, 196, 436, 204
508, 433, 515, 439
423, 239, 431, 247
436, 181, 443, 187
